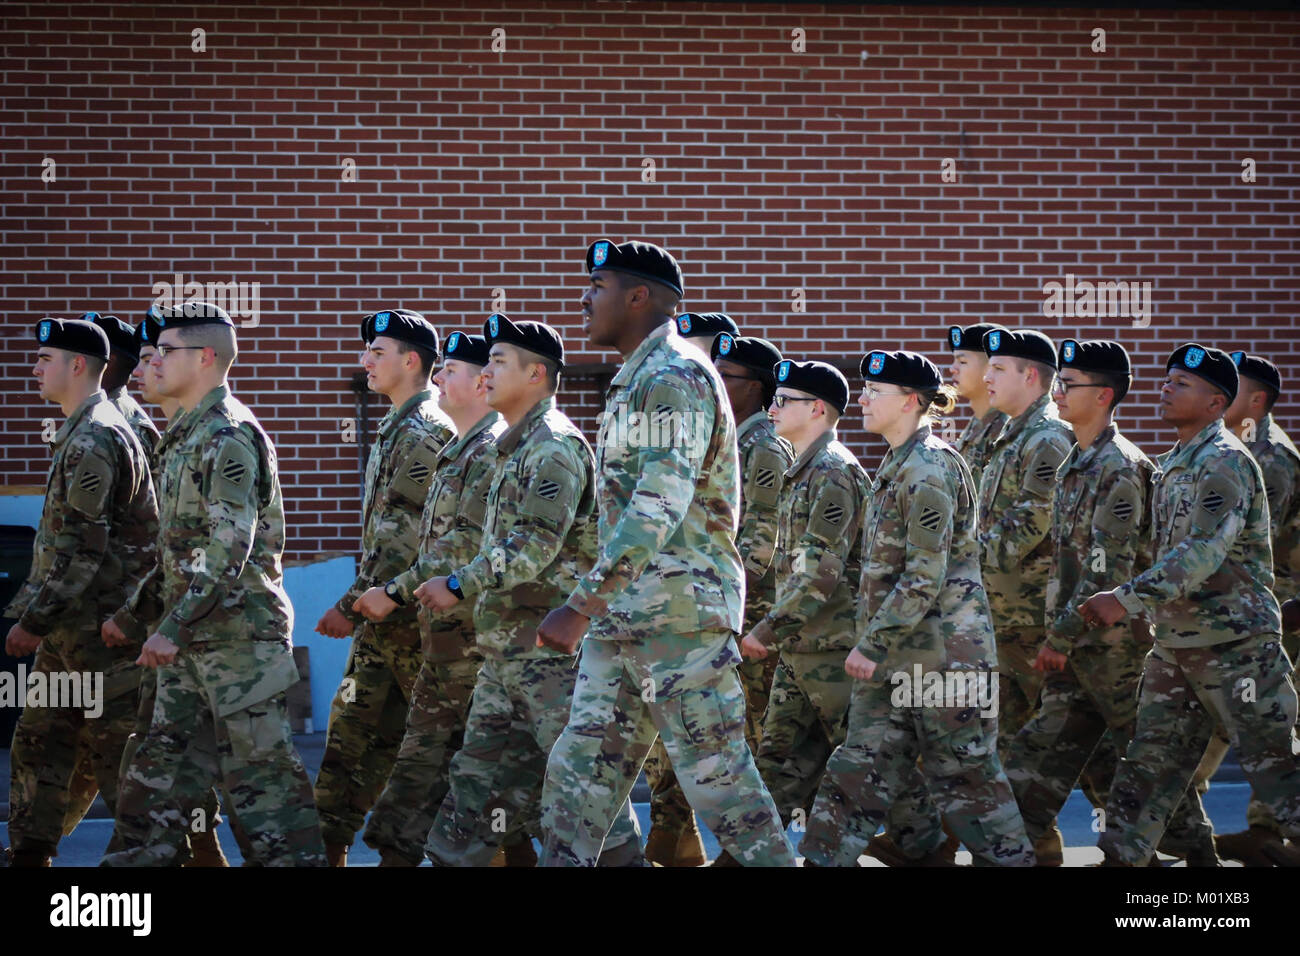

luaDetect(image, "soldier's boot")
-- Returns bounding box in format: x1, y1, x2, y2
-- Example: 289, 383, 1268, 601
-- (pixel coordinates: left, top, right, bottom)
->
324, 842, 349, 867
9, 846, 53, 867
183, 827, 229, 868
1033, 826, 1065, 867
378, 847, 418, 867
938, 818, 961, 865
647, 819, 706, 867
1215, 826, 1283, 867
644, 824, 686, 866
1260, 841, 1300, 868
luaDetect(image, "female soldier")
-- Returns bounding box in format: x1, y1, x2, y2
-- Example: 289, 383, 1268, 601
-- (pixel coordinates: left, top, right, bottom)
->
799, 349, 1035, 867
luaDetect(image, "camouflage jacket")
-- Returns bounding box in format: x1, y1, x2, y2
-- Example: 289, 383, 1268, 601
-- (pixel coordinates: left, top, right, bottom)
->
335, 389, 453, 644
977, 393, 1074, 630
108, 384, 161, 463
6, 391, 158, 662
954, 407, 1009, 489
390, 410, 504, 661
736, 411, 795, 631
1044, 424, 1155, 654
1246, 413, 1300, 598
750, 429, 867, 654
114, 384, 295, 652
1115, 419, 1281, 648
859, 424, 997, 674
455, 397, 595, 660
568, 322, 745, 640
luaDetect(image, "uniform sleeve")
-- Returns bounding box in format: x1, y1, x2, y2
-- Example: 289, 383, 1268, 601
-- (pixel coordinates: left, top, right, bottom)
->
980, 429, 1070, 573
336, 429, 441, 619
737, 440, 788, 587
858, 476, 955, 662
154, 428, 260, 649
17, 443, 118, 637
568, 371, 713, 618
1046, 469, 1147, 653
751, 467, 861, 647
456, 439, 585, 600
1260, 454, 1297, 546
109, 564, 165, 644
1116, 459, 1253, 618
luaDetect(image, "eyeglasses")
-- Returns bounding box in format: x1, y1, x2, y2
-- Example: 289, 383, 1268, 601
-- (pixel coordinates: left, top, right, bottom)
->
1052, 380, 1108, 395
862, 385, 908, 401
155, 345, 207, 359
771, 395, 820, 409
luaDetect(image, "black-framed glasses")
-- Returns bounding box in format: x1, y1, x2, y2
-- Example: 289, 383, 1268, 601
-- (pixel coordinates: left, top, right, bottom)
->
1052, 380, 1108, 395
771, 394, 820, 408
155, 345, 207, 359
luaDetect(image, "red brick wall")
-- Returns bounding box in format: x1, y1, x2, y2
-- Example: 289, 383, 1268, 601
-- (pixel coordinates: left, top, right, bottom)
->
4, 2, 1297, 560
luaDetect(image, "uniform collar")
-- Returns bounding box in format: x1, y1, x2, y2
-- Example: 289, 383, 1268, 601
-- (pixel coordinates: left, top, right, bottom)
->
876, 423, 931, 484
53, 389, 108, 450
106, 384, 126, 402
610, 322, 672, 389
379, 388, 435, 440
440, 409, 501, 462
1062, 422, 1118, 474
1163, 418, 1225, 472
170, 384, 230, 442
1001, 392, 1054, 438
785, 427, 835, 479
497, 395, 555, 456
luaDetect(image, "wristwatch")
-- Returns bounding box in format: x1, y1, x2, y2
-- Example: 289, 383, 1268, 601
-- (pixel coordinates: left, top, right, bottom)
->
384, 580, 406, 606
447, 574, 465, 600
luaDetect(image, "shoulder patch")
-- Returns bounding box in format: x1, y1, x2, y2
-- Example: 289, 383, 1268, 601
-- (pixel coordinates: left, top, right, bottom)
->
807, 475, 859, 543
1094, 475, 1143, 540
1021, 436, 1069, 498
1191, 470, 1242, 535
390, 435, 442, 506
907, 481, 953, 552
521, 449, 584, 525
66, 449, 114, 517
209, 434, 259, 507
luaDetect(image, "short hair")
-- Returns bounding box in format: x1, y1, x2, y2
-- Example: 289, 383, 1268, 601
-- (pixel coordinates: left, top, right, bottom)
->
174, 323, 237, 373
1080, 369, 1129, 412
394, 340, 437, 380
80, 353, 106, 379
1244, 377, 1280, 414
612, 270, 681, 316
1013, 357, 1056, 393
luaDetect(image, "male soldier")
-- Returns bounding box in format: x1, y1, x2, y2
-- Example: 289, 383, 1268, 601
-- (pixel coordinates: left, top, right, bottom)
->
1202, 352, 1300, 865
353, 330, 508, 865
85, 312, 162, 461
978, 328, 1073, 750
1082, 344, 1300, 867
101, 302, 325, 866
4, 317, 156, 867
736, 360, 867, 865
673, 311, 737, 354
945, 323, 1009, 487
1004, 340, 1163, 866
536, 239, 795, 867
312, 309, 452, 866
421, 314, 643, 867
641, 331, 794, 867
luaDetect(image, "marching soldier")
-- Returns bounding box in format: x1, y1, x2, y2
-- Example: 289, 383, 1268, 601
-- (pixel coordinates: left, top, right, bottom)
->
1082, 344, 1300, 867
673, 311, 737, 354
800, 350, 1034, 867
101, 302, 326, 866
312, 309, 453, 866
5, 317, 156, 867
420, 315, 643, 867
736, 360, 867, 865
536, 239, 795, 867
945, 323, 1009, 487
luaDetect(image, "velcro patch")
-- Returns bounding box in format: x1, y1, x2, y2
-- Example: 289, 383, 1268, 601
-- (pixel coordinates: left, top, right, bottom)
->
1191, 471, 1241, 536
918, 506, 943, 532
210, 435, 259, 506
536, 478, 560, 501
907, 482, 953, 551
220, 458, 248, 486
67, 450, 114, 517
407, 460, 431, 484
823, 502, 845, 526
1022, 437, 1068, 497
755, 467, 776, 489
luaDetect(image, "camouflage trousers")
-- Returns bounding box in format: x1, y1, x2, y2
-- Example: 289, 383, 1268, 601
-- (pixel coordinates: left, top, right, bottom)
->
101, 641, 325, 867
801, 676, 1035, 867
754, 649, 852, 825
362, 651, 482, 864
425, 653, 642, 866
996, 627, 1047, 757
1098, 635, 1300, 865
538, 630, 796, 867
642, 651, 778, 835
8, 641, 138, 855
314, 625, 423, 846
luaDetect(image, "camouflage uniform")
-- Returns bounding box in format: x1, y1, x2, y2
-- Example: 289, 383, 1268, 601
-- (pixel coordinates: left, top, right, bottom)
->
539, 323, 796, 867
314, 389, 452, 848
642, 410, 794, 836
954, 407, 1008, 489
107, 384, 160, 462
424, 397, 642, 866
362, 410, 503, 863
1098, 419, 1300, 865
801, 424, 1035, 867
748, 429, 867, 823
1006, 424, 1156, 844
977, 393, 1073, 748
102, 384, 326, 866
5, 390, 156, 858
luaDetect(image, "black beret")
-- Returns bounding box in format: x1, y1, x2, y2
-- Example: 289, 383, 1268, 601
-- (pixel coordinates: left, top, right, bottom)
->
442, 330, 491, 367
947, 323, 1007, 353
1059, 339, 1132, 401
154, 300, 235, 329
1229, 351, 1281, 396
361, 309, 440, 355
711, 333, 782, 383
136, 307, 165, 351
586, 239, 684, 297
860, 349, 943, 391
1167, 343, 1238, 402
983, 328, 1058, 369
676, 312, 738, 340
774, 359, 850, 414
36, 317, 110, 360
81, 312, 139, 361
484, 313, 564, 368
